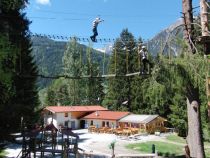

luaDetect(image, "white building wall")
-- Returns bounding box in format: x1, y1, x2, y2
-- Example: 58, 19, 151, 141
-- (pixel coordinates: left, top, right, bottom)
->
46, 113, 57, 127
86, 119, 118, 128
44, 112, 82, 129
69, 119, 80, 129
45, 112, 120, 129
56, 112, 72, 128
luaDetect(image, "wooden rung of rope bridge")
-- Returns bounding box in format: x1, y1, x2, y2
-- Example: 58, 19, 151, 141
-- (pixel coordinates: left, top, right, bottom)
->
17, 71, 150, 79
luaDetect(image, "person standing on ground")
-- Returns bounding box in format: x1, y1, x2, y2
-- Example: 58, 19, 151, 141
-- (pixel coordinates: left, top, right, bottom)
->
90, 17, 104, 42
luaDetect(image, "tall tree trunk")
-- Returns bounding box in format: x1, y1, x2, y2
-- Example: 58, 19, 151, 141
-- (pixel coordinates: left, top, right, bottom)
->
186, 85, 205, 158
182, 0, 205, 157
182, 0, 195, 53
200, 0, 209, 37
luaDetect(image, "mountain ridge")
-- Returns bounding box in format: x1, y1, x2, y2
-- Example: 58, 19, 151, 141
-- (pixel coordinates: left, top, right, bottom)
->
147, 18, 184, 56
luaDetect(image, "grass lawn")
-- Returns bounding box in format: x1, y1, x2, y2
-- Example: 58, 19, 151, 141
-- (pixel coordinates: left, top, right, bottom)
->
126, 141, 184, 157
204, 141, 210, 147
165, 134, 210, 157
166, 134, 186, 144
205, 148, 210, 157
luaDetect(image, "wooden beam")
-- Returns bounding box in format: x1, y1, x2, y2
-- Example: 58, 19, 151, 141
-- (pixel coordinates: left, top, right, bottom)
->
17, 71, 151, 79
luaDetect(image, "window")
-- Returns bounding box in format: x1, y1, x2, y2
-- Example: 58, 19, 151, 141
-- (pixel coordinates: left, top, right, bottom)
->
64, 121, 69, 127
64, 113, 68, 117
156, 122, 161, 127
48, 111, 52, 115
71, 121, 76, 129
102, 121, 105, 127
106, 122, 109, 127
91, 120, 93, 125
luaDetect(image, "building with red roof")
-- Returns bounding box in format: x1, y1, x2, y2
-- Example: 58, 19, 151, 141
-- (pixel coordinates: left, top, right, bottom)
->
82, 111, 130, 128
43, 105, 107, 129
45, 105, 107, 113
43, 105, 167, 133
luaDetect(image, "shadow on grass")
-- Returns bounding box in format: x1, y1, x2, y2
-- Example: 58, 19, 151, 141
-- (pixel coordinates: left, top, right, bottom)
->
158, 152, 185, 158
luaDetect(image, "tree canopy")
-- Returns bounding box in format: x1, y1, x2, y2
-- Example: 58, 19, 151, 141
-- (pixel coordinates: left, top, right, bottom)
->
0, 0, 39, 139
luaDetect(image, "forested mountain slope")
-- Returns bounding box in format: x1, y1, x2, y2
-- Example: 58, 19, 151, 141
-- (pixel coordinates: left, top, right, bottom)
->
31, 36, 110, 88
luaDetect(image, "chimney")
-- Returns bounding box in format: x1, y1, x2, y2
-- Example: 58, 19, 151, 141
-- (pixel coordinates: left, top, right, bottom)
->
57, 102, 61, 106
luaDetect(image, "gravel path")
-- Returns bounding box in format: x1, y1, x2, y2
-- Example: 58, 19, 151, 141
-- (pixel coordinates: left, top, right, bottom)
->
75, 129, 162, 155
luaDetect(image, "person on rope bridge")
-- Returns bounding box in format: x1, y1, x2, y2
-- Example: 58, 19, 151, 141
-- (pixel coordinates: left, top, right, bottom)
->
138, 45, 150, 74
90, 17, 104, 42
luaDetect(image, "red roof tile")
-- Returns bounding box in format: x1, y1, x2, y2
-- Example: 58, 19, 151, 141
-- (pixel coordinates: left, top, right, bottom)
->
82, 111, 130, 120
45, 105, 107, 113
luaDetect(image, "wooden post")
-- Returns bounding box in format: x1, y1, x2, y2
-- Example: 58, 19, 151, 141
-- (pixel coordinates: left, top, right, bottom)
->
126, 46, 129, 74
115, 48, 117, 74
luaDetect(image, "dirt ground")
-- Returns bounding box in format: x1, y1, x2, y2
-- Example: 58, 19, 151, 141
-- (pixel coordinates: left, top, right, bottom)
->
74, 129, 164, 155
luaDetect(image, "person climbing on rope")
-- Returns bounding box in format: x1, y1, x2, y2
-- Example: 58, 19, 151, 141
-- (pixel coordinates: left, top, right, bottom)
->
90, 17, 104, 42
138, 45, 150, 74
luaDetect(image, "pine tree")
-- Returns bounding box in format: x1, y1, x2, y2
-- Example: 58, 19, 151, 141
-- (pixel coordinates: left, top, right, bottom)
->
130, 37, 148, 113
103, 29, 137, 111
47, 39, 105, 106
0, 0, 39, 135
144, 53, 207, 138
45, 78, 72, 106
84, 46, 105, 105
62, 38, 84, 105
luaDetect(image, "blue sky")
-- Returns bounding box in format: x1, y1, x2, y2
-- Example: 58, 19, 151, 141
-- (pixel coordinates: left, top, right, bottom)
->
25, 0, 200, 47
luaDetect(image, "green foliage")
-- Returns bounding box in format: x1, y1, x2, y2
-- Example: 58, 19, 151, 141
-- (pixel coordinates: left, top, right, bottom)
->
32, 36, 109, 88
32, 37, 66, 88
1, 0, 27, 11
203, 125, 210, 142
151, 54, 207, 136
45, 39, 105, 106
0, 36, 16, 104
103, 29, 138, 111
0, 0, 39, 139
109, 140, 116, 149
37, 27, 209, 140
45, 39, 84, 105
0, 149, 7, 158
45, 78, 71, 105
63, 38, 82, 76
102, 29, 209, 138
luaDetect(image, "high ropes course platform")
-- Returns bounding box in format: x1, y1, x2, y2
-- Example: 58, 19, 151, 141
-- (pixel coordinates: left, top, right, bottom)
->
31, 33, 116, 43
18, 33, 151, 79
18, 72, 149, 79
